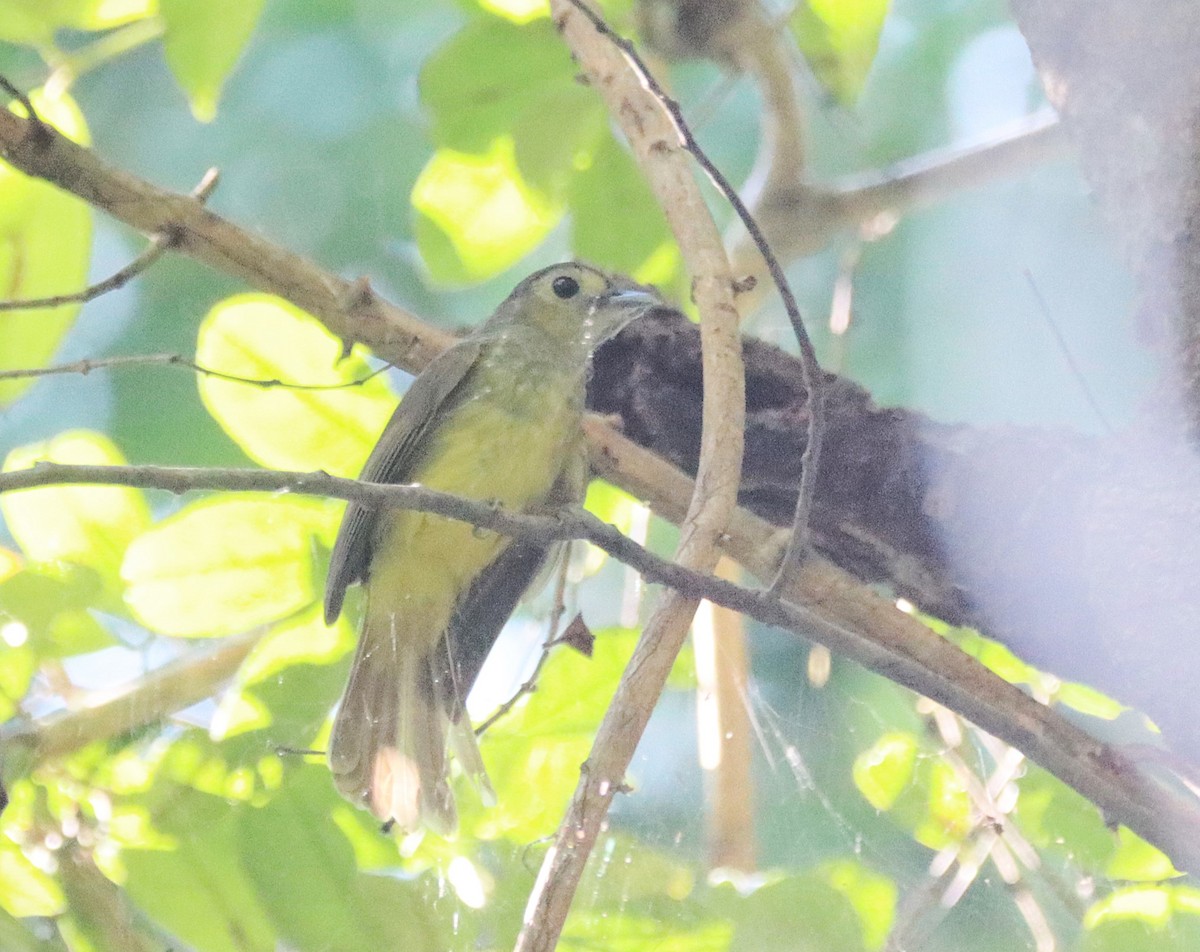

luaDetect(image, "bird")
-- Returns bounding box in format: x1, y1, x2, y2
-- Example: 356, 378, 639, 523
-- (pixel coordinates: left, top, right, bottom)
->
323, 262, 661, 833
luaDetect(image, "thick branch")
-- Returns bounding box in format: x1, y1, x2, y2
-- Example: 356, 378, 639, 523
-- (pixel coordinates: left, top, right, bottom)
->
0, 106, 450, 371
3, 70, 1197, 875
515, 3, 746, 947
5, 462, 1200, 874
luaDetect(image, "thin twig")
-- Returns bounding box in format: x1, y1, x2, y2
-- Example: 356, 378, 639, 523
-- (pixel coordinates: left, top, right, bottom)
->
516, 1, 747, 945
0, 74, 45, 142
475, 548, 576, 735
1022, 269, 1116, 436
475, 636, 567, 736
0, 237, 170, 312
0, 351, 389, 390
4, 462, 1200, 873
0, 95, 452, 373
557, 0, 824, 596
0, 167, 218, 313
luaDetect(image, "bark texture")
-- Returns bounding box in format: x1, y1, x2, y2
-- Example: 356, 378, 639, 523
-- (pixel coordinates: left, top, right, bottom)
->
592, 311, 1200, 759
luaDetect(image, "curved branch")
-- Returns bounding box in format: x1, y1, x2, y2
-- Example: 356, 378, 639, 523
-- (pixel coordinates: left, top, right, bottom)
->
514, 2, 746, 946
2, 72, 1196, 879
4, 463, 1200, 875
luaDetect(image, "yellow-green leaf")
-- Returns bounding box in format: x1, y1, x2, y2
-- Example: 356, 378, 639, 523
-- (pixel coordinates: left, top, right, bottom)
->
852, 731, 970, 850
0, 89, 93, 406
1, 430, 150, 589
196, 294, 395, 477
465, 628, 638, 841
0, 0, 155, 45
0, 837, 63, 918
121, 495, 333, 637
1083, 884, 1200, 951
569, 133, 676, 280
852, 731, 915, 811
792, 0, 890, 106
475, 0, 548, 24
1106, 827, 1178, 882
211, 605, 353, 741
160, 0, 265, 121
822, 859, 896, 952
413, 137, 562, 284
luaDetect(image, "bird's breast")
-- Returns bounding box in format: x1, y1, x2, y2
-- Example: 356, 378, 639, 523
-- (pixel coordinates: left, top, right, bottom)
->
366, 358, 584, 621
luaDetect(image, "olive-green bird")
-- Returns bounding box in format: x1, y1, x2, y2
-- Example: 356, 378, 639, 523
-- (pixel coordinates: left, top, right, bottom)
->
324, 262, 659, 833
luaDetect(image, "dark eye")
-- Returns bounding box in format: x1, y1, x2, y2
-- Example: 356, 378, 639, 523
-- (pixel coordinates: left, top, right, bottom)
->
552, 275, 580, 299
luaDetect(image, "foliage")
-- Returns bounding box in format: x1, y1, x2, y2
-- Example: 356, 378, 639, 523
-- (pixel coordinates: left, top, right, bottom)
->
0, 0, 1189, 951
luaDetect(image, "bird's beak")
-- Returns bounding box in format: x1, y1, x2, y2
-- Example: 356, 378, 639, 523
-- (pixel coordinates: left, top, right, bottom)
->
587, 284, 661, 348
601, 287, 660, 311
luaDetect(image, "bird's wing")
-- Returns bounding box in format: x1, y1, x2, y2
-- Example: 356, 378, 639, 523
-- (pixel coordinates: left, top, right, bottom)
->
437, 441, 590, 721
323, 340, 483, 624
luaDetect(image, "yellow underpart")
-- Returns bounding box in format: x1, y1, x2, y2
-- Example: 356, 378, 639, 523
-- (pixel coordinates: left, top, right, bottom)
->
364, 369, 581, 652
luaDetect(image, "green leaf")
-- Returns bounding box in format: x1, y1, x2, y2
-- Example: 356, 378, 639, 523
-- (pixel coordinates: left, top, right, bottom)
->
0, 835, 64, 917
0, 644, 35, 721
121, 494, 334, 637
1, 430, 150, 592
416, 14, 612, 282
1015, 764, 1116, 872
160, 0, 264, 121
1106, 827, 1178, 882
791, 0, 890, 106
195, 294, 395, 476
121, 789, 278, 952
715, 870, 870, 952
851, 731, 969, 849
0, 90, 92, 406
0, 565, 118, 657
0, 906, 63, 952
822, 859, 896, 951
465, 628, 638, 841
237, 766, 446, 952
562, 912, 731, 952
0, 0, 154, 45
1056, 681, 1128, 720
852, 730, 915, 811
1083, 885, 1200, 952
569, 134, 677, 280
211, 605, 352, 750
420, 16, 581, 155
474, 0, 548, 24
413, 137, 563, 284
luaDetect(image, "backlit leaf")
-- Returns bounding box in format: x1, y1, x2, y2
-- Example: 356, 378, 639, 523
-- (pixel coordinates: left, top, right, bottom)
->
792, 0, 890, 106
1, 430, 150, 592
196, 294, 395, 476
0, 0, 154, 45
160, 0, 265, 121
121, 494, 334, 637
0, 90, 92, 406
413, 137, 562, 284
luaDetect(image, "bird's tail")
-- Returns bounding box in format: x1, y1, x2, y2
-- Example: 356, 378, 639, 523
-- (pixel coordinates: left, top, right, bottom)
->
328, 600, 466, 834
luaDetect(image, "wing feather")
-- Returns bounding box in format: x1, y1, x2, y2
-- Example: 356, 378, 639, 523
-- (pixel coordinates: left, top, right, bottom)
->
436, 442, 590, 719
323, 341, 483, 624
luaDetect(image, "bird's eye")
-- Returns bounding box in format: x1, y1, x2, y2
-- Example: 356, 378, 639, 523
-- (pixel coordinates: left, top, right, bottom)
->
552, 275, 580, 299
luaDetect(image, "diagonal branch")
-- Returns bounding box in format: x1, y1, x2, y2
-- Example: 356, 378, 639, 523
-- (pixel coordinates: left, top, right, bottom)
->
4, 466, 1200, 874
515, 1, 746, 945
2, 72, 1197, 880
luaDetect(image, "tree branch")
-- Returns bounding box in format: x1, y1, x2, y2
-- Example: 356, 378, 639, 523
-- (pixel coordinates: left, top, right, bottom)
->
0, 102, 451, 372
5, 463, 1200, 874
2, 66, 1196, 880
514, 1, 746, 944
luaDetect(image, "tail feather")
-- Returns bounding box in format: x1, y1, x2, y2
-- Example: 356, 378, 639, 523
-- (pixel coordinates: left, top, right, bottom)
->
328, 606, 460, 833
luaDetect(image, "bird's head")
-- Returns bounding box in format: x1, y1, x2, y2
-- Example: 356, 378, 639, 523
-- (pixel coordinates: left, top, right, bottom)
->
490, 261, 663, 356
